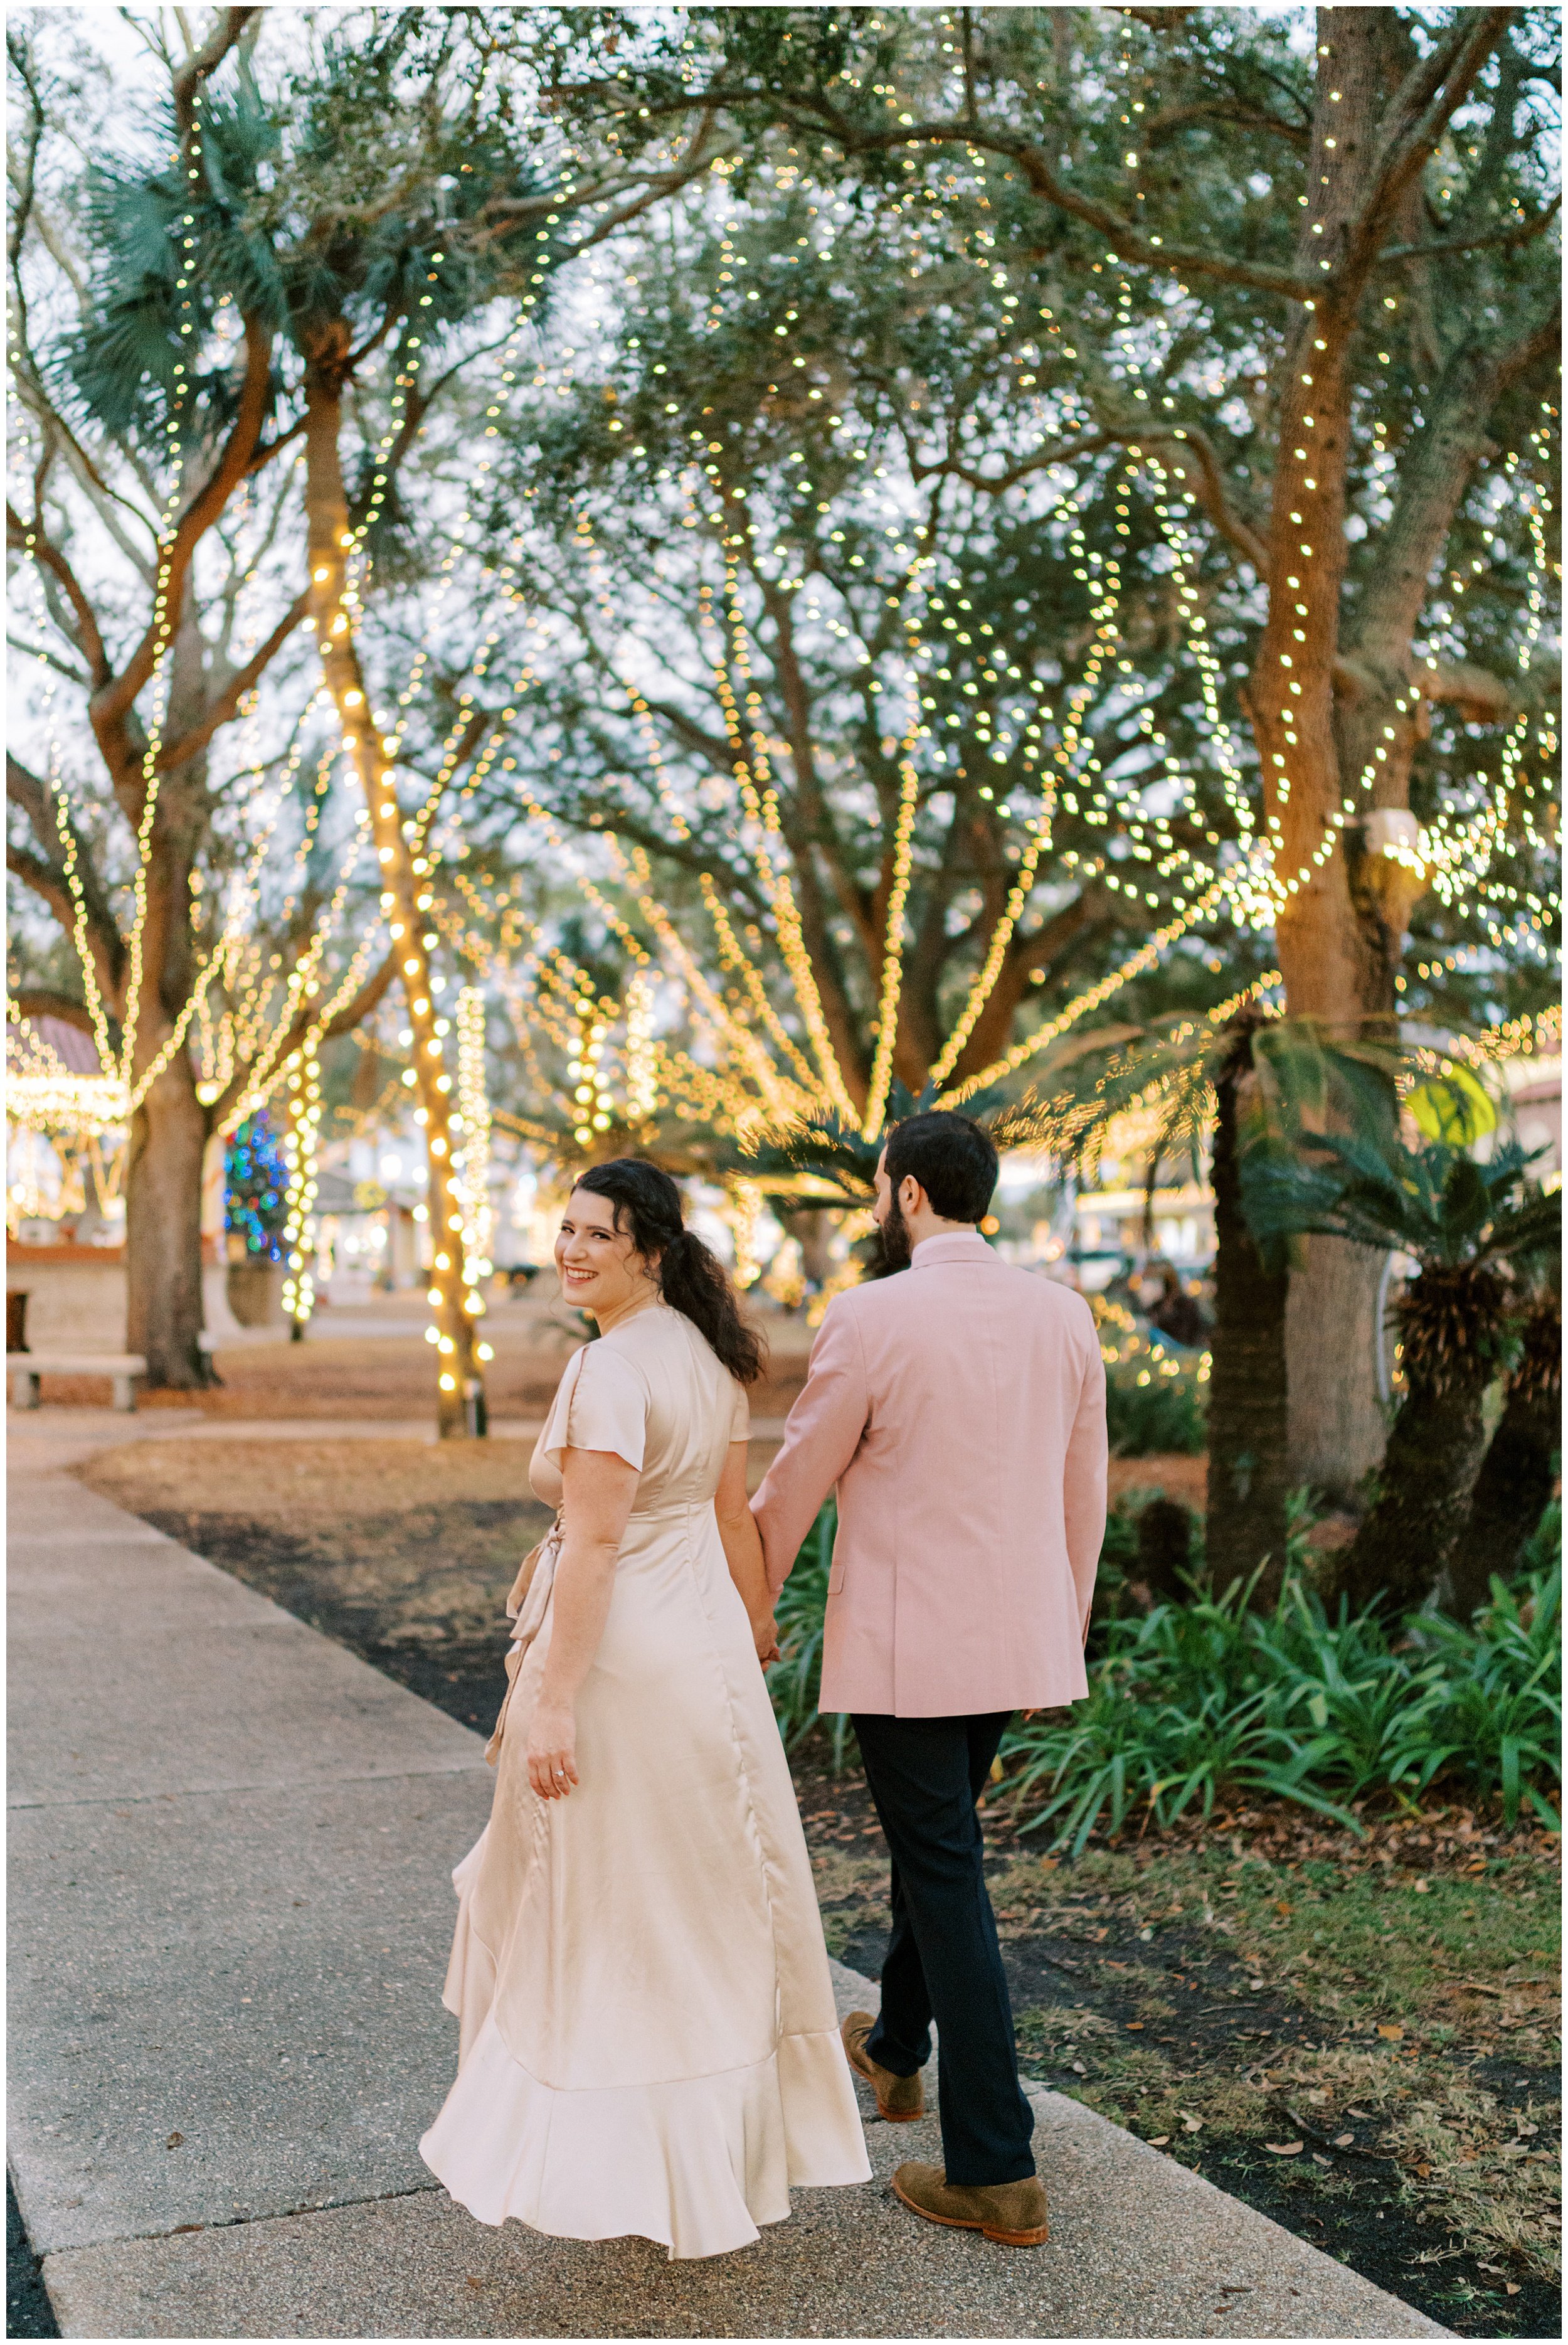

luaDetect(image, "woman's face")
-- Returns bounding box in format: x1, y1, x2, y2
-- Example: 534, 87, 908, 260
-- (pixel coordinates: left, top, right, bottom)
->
554, 1187, 656, 1321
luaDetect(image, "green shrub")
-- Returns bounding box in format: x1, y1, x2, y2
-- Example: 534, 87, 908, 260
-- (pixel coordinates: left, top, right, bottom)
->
1000, 1563, 1561, 1851
766, 1504, 1562, 1842
765, 1499, 854, 1767
1104, 1364, 1207, 1456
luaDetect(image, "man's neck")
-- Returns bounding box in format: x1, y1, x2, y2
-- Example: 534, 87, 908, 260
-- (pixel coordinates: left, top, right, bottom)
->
908, 1216, 979, 1252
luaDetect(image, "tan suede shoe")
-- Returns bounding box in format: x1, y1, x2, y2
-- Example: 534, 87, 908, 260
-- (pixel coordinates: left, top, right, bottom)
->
840, 2010, 924, 2123
892, 2159, 1050, 2245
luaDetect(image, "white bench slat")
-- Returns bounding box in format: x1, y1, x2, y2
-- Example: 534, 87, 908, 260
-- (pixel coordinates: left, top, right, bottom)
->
8, 1353, 146, 1413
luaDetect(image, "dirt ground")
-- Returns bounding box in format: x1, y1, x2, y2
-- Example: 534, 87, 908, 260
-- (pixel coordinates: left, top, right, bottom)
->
65, 1306, 1562, 2341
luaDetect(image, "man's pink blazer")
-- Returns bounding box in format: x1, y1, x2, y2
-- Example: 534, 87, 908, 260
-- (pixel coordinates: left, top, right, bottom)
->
752, 1231, 1107, 1717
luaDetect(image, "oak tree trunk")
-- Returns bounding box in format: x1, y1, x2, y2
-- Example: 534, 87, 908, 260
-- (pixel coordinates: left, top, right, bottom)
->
124, 1050, 213, 1388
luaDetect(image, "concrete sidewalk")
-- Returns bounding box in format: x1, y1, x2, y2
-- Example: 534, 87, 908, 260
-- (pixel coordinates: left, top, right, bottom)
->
9, 1408, 1446, 2338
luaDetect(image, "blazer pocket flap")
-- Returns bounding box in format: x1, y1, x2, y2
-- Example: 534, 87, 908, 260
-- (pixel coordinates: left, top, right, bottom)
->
827, 1559, 846, 1595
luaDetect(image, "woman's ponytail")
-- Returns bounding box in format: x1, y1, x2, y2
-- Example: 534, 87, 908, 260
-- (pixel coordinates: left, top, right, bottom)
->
573, 1159, 766, 1386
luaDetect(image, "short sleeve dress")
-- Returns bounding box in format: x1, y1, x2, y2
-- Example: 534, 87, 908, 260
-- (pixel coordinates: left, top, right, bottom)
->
418, 1299, 870, 2260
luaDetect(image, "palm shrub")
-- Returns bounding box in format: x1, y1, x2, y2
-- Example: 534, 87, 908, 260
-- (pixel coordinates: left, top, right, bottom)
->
1242, 1124, 1560, 1615
995, 1562, 1560, 1852
1453, 1282, 1562, 1615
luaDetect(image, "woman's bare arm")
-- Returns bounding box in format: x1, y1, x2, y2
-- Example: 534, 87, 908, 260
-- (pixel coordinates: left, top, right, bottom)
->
526, 1445, 638, 1800
715, 1440, 779, 1665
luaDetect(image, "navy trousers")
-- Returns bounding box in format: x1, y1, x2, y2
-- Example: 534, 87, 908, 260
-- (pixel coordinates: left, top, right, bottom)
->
852, 1709, 1036, 2186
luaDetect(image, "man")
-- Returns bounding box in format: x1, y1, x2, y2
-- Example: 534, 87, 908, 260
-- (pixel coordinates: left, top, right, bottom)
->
753, 1110, 1106, 2248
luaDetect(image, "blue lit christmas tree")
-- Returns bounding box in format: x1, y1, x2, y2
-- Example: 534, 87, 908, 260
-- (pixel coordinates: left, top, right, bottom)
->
225, 1110, 289, 1262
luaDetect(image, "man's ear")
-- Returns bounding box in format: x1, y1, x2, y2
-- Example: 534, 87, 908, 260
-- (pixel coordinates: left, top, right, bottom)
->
899, 1173, 924, 1216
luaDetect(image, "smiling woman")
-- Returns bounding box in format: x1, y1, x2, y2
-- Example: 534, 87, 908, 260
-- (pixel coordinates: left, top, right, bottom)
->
418, 1157, 870, 2258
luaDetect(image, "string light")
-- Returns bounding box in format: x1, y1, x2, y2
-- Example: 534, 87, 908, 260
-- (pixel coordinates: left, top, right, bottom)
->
278, 1045, 322, 1331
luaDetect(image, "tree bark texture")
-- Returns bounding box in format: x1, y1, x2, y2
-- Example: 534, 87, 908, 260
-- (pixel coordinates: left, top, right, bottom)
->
1448, 1293, 1562, 1617
124, 1053, 211, 1387
1339, 1263, 1503, 1614
1284, 1233, 1387, 1500
1204, 1036, 1293, 1602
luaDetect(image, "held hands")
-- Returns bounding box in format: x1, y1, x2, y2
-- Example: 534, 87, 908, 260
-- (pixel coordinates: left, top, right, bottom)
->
752, 1610, 781, 1669
526, 1699, 579, 1801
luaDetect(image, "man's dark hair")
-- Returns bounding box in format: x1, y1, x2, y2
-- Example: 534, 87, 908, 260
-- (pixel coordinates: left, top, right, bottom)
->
883, 1112, 999, 1225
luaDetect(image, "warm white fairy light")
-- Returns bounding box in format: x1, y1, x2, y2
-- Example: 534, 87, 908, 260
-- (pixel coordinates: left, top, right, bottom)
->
454, 986, 494, 1356
624, 971, 659, 1124
728, 1178, 765, 1289
278, 1045, 322, 1328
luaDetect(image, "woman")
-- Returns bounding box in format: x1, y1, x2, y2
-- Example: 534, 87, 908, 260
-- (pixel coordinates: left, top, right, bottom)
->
420, 1159, 869, 2260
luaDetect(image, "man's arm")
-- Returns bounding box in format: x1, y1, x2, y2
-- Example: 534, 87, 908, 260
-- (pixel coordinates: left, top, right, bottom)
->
751, 1301, 870, 1596
1062, 1329, 1109, 1642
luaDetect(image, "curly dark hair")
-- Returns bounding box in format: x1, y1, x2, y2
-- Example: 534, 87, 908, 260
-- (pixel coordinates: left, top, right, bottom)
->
573, 1159, 766, 1386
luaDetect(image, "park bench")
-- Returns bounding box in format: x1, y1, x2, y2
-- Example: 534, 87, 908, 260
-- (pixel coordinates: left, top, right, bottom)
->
7, 1352, 146, 1413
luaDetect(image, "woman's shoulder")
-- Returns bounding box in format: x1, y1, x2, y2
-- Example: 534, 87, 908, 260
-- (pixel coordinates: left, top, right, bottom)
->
603, 1298, 689, 1364
610, 1302, 739, 1403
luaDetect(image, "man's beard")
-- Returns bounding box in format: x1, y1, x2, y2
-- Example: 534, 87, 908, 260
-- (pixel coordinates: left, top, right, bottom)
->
878, 1190, 913, 1272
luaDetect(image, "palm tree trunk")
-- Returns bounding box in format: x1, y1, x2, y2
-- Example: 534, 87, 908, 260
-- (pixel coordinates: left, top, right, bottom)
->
1205, 1034, 1292, 1602
1448, 1292, 1562, 1616
301, 319, 484, 1439
1340, 1267, 1502, 1615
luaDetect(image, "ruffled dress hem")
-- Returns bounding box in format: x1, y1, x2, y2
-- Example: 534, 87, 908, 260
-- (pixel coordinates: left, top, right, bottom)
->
418, 2009, 871, 2261
423, 1834, 870, 2261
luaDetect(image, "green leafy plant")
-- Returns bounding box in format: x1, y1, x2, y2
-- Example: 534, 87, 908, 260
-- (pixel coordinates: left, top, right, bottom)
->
1243, 1119, 1560, 1612
997, 1561, 1561, 1853
1104, 1361, 1207, 1458
765, 1499, 854, 1767
766, 1492, 1562, 1839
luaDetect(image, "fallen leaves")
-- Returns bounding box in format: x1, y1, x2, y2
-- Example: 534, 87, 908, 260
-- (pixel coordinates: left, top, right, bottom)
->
1265, 2139, 1305, 2156
1377, 2023, 1405, 2041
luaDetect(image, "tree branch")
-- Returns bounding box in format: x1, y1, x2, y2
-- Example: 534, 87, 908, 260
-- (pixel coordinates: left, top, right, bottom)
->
1377, 189, 1560, 268
8, 987, 107, 1038
6, 752, 125, 984
93, 310, 274, 734
8, 841, 80, 936
320, 943, 400, 1038
157, 589, 312, 773
1348, 9, 1517, 279
172, 6, 259, 143
6, 501, 110, 684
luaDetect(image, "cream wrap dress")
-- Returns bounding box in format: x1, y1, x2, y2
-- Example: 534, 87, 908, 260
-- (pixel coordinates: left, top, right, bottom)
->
419, 1299, 870, 2260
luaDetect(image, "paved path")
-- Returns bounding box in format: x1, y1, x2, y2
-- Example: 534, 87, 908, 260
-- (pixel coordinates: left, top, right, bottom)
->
9, 1408, 1446, 2338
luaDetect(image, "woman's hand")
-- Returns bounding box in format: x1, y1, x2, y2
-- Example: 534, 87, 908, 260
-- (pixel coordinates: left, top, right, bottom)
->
752, 1610, 781, 1668
526, 1699, 579, 1800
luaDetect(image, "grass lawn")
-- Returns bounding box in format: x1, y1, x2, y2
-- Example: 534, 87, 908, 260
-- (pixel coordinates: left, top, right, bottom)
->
81, 1431, 1560, 2338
